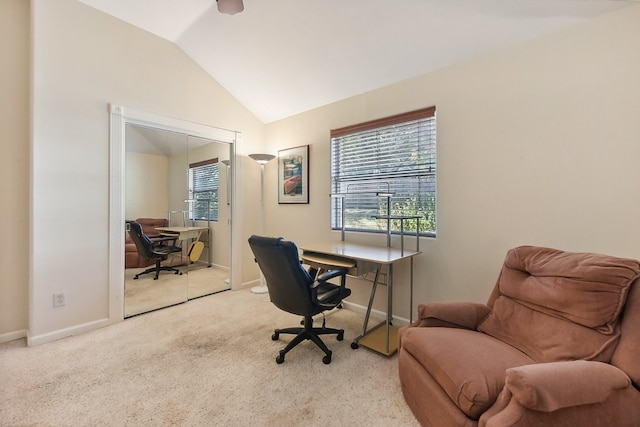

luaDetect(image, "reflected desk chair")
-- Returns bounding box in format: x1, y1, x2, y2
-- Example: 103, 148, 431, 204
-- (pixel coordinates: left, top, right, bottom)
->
127, 220, 183, 280
248, 235, 351, 364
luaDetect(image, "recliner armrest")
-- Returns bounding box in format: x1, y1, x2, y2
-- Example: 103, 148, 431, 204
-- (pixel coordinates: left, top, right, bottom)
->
413, 302, 491, 329
505, 361, 632, 412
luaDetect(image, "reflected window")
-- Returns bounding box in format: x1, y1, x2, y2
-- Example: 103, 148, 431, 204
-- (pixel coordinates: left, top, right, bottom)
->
188, 158, 219, 221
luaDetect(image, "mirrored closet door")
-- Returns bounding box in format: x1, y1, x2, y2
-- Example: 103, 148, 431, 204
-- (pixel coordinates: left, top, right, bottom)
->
124, 124, 232, 317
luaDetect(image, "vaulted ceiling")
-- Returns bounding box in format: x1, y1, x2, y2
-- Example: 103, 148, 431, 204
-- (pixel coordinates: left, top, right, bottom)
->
79, 0, 635, 123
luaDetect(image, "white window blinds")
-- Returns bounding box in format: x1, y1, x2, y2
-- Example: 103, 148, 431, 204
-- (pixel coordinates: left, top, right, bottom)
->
330, 107, 436, 236
188, 158, 219, 221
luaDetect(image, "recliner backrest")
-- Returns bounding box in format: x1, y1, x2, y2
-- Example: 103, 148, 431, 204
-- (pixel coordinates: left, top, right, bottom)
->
478, 246, 640, 365
248, 235, 317, 317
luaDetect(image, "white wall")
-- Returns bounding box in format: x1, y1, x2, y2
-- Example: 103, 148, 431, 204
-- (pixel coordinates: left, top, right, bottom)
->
27, 0, 266, 344
264, 5, 640, 319
125, 152, 169, 220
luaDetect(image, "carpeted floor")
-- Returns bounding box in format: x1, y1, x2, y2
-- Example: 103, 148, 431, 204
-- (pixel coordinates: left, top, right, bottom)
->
0, 288, 419, 426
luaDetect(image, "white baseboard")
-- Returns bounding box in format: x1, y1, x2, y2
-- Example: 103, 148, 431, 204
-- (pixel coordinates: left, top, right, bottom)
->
27, 318, 110, 346
239, 286, 411, 327
0, 329, 27, 344
341, 300, 410, 327
208, 263, 229, 272
239, 279, 260, 290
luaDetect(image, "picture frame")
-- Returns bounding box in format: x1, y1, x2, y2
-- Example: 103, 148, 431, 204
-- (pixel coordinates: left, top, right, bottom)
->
278, 145, 309, 204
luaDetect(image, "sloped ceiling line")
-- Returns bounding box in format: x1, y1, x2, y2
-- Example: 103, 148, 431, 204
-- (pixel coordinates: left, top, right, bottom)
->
79, 0, 634, 123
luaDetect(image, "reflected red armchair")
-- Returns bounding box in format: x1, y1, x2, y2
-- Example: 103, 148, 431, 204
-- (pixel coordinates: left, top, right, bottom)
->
124, 218, 170, 268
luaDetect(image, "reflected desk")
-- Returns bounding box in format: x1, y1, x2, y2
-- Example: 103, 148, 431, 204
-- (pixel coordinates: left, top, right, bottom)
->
300, 241, 420, 356
155, 226, 211, 267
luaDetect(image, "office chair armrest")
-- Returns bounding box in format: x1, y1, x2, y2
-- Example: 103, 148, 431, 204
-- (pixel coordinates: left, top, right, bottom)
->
150, 235, 178, 246
314, 268, 347, 284
311, 269, 348, 309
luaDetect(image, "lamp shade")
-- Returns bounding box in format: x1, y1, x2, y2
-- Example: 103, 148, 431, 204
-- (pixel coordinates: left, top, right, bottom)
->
217, 0, 244, 15
249, 153, 275, 165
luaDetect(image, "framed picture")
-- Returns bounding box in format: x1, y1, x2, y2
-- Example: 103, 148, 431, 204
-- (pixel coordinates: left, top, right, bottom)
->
278, 145, 309, 204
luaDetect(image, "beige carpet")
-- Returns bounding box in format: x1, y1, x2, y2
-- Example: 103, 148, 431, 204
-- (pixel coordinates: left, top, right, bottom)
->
0, 289, 419, 426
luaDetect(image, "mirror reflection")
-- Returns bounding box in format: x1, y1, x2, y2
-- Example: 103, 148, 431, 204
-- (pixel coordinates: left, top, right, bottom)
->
124, 124, 231, 317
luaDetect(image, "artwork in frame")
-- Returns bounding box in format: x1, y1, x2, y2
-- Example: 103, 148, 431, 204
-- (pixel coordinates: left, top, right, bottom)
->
278, 145, 309, 204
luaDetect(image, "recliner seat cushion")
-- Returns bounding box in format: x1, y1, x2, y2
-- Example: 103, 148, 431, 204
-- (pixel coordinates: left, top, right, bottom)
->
400, 327, 534, 419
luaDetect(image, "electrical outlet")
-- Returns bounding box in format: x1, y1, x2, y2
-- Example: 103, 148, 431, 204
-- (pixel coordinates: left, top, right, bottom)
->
53, 293, 66, 307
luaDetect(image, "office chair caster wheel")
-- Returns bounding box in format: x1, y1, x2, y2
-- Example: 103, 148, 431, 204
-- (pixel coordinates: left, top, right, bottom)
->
272, 332, 279, 341
351, 342, 359, 350
337, 331, 344, 341
276, 352, 285, 364
323, 354, 332, 364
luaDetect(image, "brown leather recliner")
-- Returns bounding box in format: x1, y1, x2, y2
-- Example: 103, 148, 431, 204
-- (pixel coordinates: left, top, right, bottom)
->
125, 218, 169, 269
398, 246, 640, 427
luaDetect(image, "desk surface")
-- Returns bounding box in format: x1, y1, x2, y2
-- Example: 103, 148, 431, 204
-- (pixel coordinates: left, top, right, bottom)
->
300, 241, 420, 264
155, 226, 209, 232
301, 240, 420, 356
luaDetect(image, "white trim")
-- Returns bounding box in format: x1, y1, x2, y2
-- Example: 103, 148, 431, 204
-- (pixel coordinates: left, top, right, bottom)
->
109, 105, 126, 322
123, 108, 237, 143
341, 300, 410, 327
109, 104, 239, 324
27, 319, 110, 347
0, 329, 27, 344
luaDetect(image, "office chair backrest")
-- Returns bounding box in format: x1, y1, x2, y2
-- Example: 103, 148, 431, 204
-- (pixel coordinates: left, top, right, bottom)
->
127, 221, 155, 259
248, 235, 317, 317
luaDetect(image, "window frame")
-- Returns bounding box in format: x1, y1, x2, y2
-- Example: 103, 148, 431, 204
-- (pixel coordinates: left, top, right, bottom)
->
330, 106, 436, 237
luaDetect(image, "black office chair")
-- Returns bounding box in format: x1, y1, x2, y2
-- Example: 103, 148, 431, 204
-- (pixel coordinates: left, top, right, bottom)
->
248, 235, 351, 364
127, 220, 183, 280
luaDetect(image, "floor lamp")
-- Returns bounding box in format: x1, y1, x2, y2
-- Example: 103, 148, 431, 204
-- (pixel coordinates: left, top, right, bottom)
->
249, 153, 275, 294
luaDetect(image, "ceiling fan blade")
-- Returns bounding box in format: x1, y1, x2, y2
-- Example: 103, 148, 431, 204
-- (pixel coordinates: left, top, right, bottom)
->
217, 0, 244, 15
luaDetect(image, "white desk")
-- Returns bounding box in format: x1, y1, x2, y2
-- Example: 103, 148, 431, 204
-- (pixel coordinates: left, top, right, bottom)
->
155, 226, 211, 266
300, 241, 420, 356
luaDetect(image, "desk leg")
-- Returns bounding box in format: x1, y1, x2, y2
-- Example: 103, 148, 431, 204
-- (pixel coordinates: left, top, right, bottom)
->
410, 257, 414, 324
351, 268, 381, 349
386, 263, 393, 354
353, 263, 399, 356
207, 228, 212, 267
362, 268, 380, 337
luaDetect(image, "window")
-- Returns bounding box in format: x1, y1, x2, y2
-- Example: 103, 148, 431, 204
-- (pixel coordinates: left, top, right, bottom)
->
188, 158, 219, 221
330, 107, 436, 236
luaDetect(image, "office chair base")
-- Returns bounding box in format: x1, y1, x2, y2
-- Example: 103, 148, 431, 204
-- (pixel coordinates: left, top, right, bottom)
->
133, 265, 182, 280
272, 315, 344, 364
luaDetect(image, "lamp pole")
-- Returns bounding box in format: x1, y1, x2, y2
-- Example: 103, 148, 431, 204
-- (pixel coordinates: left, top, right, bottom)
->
249, 153, 275, 294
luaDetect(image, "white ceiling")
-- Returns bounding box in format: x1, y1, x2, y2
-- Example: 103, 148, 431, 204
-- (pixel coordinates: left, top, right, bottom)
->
79, 0, 635, 123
